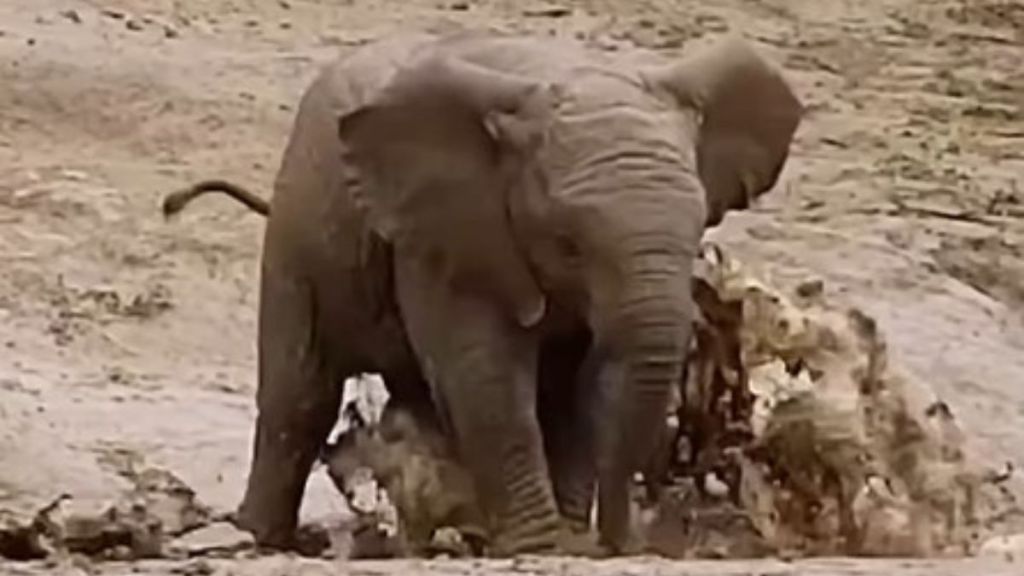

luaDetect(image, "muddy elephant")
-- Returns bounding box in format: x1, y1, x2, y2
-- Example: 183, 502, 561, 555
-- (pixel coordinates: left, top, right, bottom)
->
163, 30, 801, 555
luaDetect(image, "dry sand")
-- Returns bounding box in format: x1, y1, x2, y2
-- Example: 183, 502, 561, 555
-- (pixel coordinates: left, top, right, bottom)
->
2, 0, 1023, 573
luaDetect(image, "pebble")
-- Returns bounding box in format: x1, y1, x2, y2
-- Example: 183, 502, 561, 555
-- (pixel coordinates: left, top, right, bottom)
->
167, 522, 253, 557
101, 9, 127, 20
522, 4, 571, 18
60, 169, 88, 182
59, 9, 82, 24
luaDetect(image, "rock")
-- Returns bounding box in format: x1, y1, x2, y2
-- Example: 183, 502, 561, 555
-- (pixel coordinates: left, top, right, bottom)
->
522, 4, 571, 18
0, 509, 48, 560
126, 18, 144, 31
58, 504, 126, 555
428, 526, 474, 558
168, 522, 253, 557
59, 10, 82, 24
60, 169, 88, 182
28, 496, 164, 560
795, 278, 826, 301
127, 468, 211, 536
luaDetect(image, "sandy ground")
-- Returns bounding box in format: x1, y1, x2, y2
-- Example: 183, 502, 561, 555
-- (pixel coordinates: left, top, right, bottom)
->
2, 0, 1024, 573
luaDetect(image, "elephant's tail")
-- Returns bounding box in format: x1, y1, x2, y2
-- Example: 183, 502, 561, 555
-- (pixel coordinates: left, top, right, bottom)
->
162, 179, 270, 218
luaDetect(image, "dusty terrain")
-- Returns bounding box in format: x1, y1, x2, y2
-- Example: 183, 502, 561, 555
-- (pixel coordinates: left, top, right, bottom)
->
2, 0, 1024, 573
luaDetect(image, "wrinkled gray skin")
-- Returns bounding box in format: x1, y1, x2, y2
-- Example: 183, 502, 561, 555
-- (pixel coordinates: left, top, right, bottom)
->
167, 31, 801, 556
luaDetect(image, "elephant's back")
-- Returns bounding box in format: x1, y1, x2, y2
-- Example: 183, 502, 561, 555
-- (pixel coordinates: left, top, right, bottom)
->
271, 34, 438, 213
268, 31, 621, 225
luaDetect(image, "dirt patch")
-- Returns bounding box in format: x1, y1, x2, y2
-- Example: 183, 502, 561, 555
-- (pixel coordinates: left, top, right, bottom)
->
3, 0, 1024, 573
931, 236, 1024, 314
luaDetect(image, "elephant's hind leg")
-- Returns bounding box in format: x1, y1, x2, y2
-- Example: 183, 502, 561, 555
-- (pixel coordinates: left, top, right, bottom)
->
237, 265, 342, 549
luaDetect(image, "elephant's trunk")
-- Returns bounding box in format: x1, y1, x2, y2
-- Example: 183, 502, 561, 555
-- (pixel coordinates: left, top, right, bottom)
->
592, 246, 693, 552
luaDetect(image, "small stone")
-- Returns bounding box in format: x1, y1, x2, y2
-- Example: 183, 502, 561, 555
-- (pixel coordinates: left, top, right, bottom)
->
101, 9, 126, 20
168, 522, 253, 557
61, 169, 88, 181
164, 25, 179, 39
522, 3, 571, 18
429, 527, 472, 558
449, 1, 470, 10
59, 9, 82, 24
125, 19, 144, 31
795, 278, 825, 300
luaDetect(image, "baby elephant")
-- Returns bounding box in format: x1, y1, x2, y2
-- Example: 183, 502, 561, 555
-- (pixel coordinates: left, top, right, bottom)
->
321, 406, 488, 558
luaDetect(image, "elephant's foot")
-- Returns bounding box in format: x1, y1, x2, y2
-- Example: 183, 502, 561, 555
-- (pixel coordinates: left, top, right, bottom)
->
234, 500, 296, 551
553, 492, 593, 533
236, 418, 323, 550
553, 521, 605, 558
596, 485, 649, 557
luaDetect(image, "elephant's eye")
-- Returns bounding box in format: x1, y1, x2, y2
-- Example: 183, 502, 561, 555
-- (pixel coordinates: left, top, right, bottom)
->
555, 234, 583, 263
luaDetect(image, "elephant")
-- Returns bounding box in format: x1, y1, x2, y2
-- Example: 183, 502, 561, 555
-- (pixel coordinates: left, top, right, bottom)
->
162, 30, 802, 556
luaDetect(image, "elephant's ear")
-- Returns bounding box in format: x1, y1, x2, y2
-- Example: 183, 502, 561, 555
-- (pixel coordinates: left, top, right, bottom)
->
643, 35, 803, 227
338, 55, 551, 328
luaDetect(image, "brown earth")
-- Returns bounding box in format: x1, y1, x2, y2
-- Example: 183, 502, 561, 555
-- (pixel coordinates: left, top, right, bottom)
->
2, 0, 1024, 573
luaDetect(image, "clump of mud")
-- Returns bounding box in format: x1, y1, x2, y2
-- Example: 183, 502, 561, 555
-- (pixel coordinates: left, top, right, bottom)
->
649, 242, 1016, 559
330, 243, 1017, 560
0, 461, 218, 563
321, 404, 486, 559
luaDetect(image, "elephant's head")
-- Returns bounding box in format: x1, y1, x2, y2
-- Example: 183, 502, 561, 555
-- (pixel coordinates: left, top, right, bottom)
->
337, 34, 801, 552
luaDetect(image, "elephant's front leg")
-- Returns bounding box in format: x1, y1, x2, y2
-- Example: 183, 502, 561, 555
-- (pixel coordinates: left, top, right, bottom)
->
538, 335, 595, 532
236, 264, 342, 549
396, 260, 561, 556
